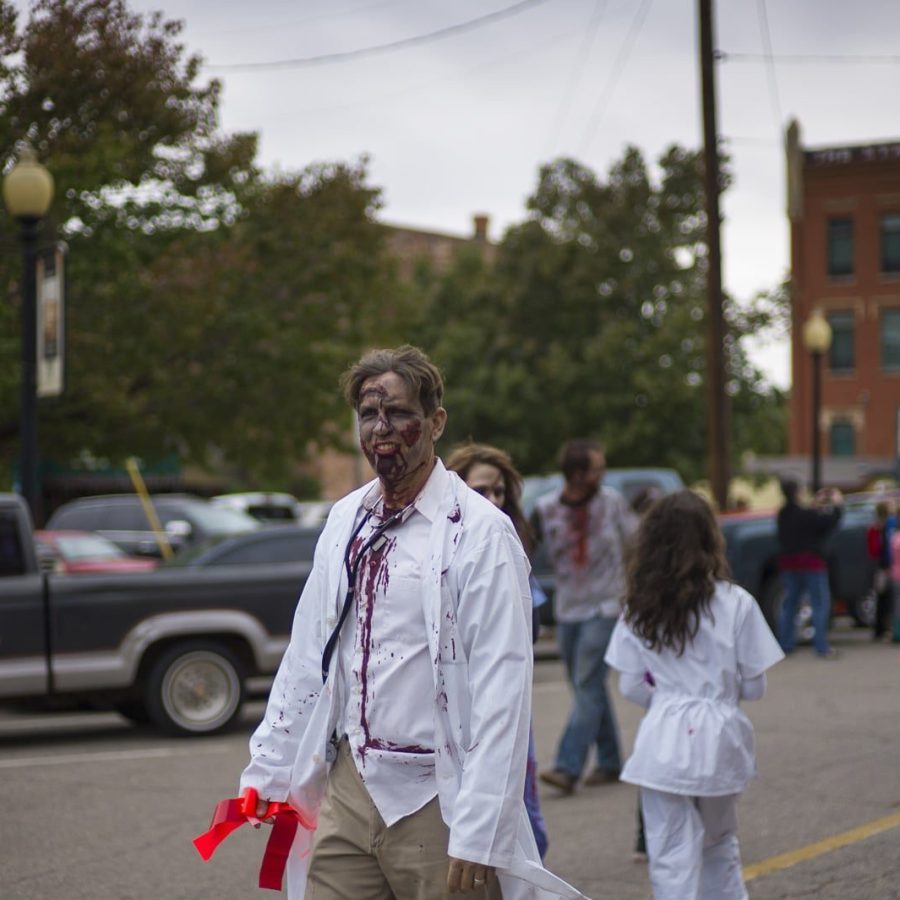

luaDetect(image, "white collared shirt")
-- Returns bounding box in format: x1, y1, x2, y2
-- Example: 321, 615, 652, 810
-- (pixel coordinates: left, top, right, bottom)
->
534, 485, 637, 621
335, 463, 443, 825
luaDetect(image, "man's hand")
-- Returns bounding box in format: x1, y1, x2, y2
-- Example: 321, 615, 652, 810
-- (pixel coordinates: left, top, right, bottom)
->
254, 798, 275, 824
447, 857, 496, 893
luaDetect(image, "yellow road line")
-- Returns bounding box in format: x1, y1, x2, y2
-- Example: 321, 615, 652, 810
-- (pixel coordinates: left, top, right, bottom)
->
744, 810, 900, 882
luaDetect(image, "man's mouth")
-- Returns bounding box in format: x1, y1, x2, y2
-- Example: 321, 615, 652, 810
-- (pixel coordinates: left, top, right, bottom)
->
373, 442, 400, 455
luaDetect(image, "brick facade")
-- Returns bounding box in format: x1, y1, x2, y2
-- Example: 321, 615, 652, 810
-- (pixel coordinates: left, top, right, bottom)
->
786, 121, 900, 468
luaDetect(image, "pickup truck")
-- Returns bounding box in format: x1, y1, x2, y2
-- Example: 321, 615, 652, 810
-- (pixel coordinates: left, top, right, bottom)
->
0, 493, 308, 736
720, 499, 878, 637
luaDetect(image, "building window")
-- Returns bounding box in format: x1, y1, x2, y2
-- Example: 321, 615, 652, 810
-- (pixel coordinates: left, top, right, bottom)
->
829, 420, 855, 457
827, 218, 854, 277
882, 309, 900, 371
880, 213, 900, 273
827, 311, 855, 372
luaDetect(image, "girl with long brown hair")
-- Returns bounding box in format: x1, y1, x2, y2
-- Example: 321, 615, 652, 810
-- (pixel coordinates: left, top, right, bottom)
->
604, 490, 783, 900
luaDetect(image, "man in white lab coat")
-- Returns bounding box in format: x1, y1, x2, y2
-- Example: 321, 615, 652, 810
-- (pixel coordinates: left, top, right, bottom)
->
240, 346, 587, 899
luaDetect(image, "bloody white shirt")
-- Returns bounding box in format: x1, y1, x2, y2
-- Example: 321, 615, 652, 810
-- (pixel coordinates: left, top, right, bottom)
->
334, 466, 442, 825
534, 485, 637, 622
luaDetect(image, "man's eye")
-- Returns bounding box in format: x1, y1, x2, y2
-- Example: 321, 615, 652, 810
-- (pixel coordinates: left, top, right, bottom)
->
359, 409, 377, 420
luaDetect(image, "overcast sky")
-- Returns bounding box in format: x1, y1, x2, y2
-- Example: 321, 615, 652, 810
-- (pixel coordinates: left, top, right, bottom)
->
24, 0, 900, 387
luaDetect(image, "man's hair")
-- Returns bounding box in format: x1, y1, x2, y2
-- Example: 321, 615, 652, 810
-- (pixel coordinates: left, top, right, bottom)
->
624, 490, 731, 656
559, 438, 604, 480
445, 441, 535, 556
780, 478, 800, 503
340, 345, 444, 415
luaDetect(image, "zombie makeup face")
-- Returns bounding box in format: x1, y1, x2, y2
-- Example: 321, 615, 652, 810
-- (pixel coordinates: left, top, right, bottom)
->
465, 462, 507, 511
564, 449, 606, 501
357, 372, 447, 503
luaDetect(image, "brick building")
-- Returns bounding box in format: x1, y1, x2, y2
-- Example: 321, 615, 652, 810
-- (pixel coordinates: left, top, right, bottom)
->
785, 120, 900, 482
383, 213, 495, 278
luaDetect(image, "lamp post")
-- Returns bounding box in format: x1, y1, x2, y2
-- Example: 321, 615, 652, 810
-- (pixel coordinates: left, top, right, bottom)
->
802, 308, 833, 493
3, 148, 54, 517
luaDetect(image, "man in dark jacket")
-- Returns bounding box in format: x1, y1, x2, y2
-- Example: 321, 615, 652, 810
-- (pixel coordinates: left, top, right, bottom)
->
776, 479, 843, 658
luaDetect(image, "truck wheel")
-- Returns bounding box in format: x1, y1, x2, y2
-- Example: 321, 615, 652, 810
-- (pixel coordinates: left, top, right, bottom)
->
143, 641, 245, 736
850, 588, 877, 628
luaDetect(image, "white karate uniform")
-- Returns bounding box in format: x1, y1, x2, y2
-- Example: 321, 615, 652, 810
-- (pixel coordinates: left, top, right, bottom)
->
240, 461, 588, 900
605, 581, 784, 900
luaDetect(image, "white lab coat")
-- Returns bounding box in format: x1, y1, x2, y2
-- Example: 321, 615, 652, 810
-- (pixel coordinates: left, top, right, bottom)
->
605, 581, 784, 796
241, 463, 588, 899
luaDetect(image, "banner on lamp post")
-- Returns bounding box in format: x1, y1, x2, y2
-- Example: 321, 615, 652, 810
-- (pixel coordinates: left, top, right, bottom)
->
36, 242, 66, 398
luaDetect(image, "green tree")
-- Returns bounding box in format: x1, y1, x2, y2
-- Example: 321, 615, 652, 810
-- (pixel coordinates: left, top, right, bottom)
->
1, 0, 405, 485
414, 147, 786, 483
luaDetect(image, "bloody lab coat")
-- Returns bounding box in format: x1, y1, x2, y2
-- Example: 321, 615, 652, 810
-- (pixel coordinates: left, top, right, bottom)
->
240, 462, 589, 900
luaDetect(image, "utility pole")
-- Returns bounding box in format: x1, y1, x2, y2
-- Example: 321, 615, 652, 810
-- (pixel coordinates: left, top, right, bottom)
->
698, 0, 730, 510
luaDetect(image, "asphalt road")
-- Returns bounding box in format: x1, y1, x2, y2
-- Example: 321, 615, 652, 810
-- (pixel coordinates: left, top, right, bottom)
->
1, 620, 898, 899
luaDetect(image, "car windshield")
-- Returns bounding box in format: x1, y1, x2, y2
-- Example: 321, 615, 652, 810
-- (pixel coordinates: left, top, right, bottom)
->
53, 534, 125, 561
179, 503, 260, 535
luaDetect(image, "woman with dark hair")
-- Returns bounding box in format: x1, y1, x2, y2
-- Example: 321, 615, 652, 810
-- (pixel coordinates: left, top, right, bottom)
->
445, 442, 549, 861
604, 490, 783, 900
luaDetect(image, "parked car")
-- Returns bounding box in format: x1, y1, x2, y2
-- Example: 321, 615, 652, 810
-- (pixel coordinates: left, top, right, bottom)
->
720, 497, 881, 635
525, 467, 685, 624
294, 500, 335, 527
166, 524, 323, 568
34, 530, 158, 575
210, 491, 302, 524
1, 492, 310, 735
46, 493, 260, 558
522, 467, 684, 516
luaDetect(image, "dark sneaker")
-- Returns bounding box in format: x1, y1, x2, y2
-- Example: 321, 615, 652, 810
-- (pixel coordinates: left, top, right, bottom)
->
539, 769, 576, 794
583, 767, 621, 786
817, 648, 839, 659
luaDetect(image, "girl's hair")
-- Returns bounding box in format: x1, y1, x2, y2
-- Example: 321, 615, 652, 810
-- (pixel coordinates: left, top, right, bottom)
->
624, 489, 731, 655
444, 442, 535, 557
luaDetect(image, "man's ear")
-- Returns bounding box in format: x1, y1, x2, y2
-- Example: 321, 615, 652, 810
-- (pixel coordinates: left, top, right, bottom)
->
431, 407, 448, 442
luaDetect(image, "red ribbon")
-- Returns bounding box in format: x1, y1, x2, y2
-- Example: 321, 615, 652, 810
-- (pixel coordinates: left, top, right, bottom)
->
193, 788, 316, 891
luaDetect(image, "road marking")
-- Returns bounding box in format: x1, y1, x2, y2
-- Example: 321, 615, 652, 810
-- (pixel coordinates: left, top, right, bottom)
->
0, 745, 230, 769
744, 810, 900, 882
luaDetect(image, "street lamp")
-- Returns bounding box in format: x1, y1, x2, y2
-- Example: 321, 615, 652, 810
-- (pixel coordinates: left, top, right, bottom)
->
3, 147, 54, 517
802, 308, 833, 493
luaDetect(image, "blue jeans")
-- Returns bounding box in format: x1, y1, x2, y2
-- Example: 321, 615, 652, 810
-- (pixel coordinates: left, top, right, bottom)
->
554, 615, 621, 778
779, 570, 831, 655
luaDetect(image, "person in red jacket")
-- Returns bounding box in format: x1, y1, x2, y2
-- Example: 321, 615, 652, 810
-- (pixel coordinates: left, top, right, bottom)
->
776, 479, 842, 658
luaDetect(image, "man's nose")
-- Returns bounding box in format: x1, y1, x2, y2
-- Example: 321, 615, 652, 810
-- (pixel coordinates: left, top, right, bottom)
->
373, 413, 392, 434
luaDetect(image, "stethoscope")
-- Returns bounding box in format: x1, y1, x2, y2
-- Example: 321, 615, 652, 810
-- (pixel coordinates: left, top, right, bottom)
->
320, 503, 411, 685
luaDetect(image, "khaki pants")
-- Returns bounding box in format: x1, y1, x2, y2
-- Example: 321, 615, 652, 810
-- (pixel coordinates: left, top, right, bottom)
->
308, 740, 502, 900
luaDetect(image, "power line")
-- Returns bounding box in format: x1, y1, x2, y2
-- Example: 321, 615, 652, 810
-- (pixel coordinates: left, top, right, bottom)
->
286, 25, 578, 116
577, 0, 654, 156
205, 0, 554, 72
721, 51, 900, 64
755, 0, 782, 135
543, 0, 608, 158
